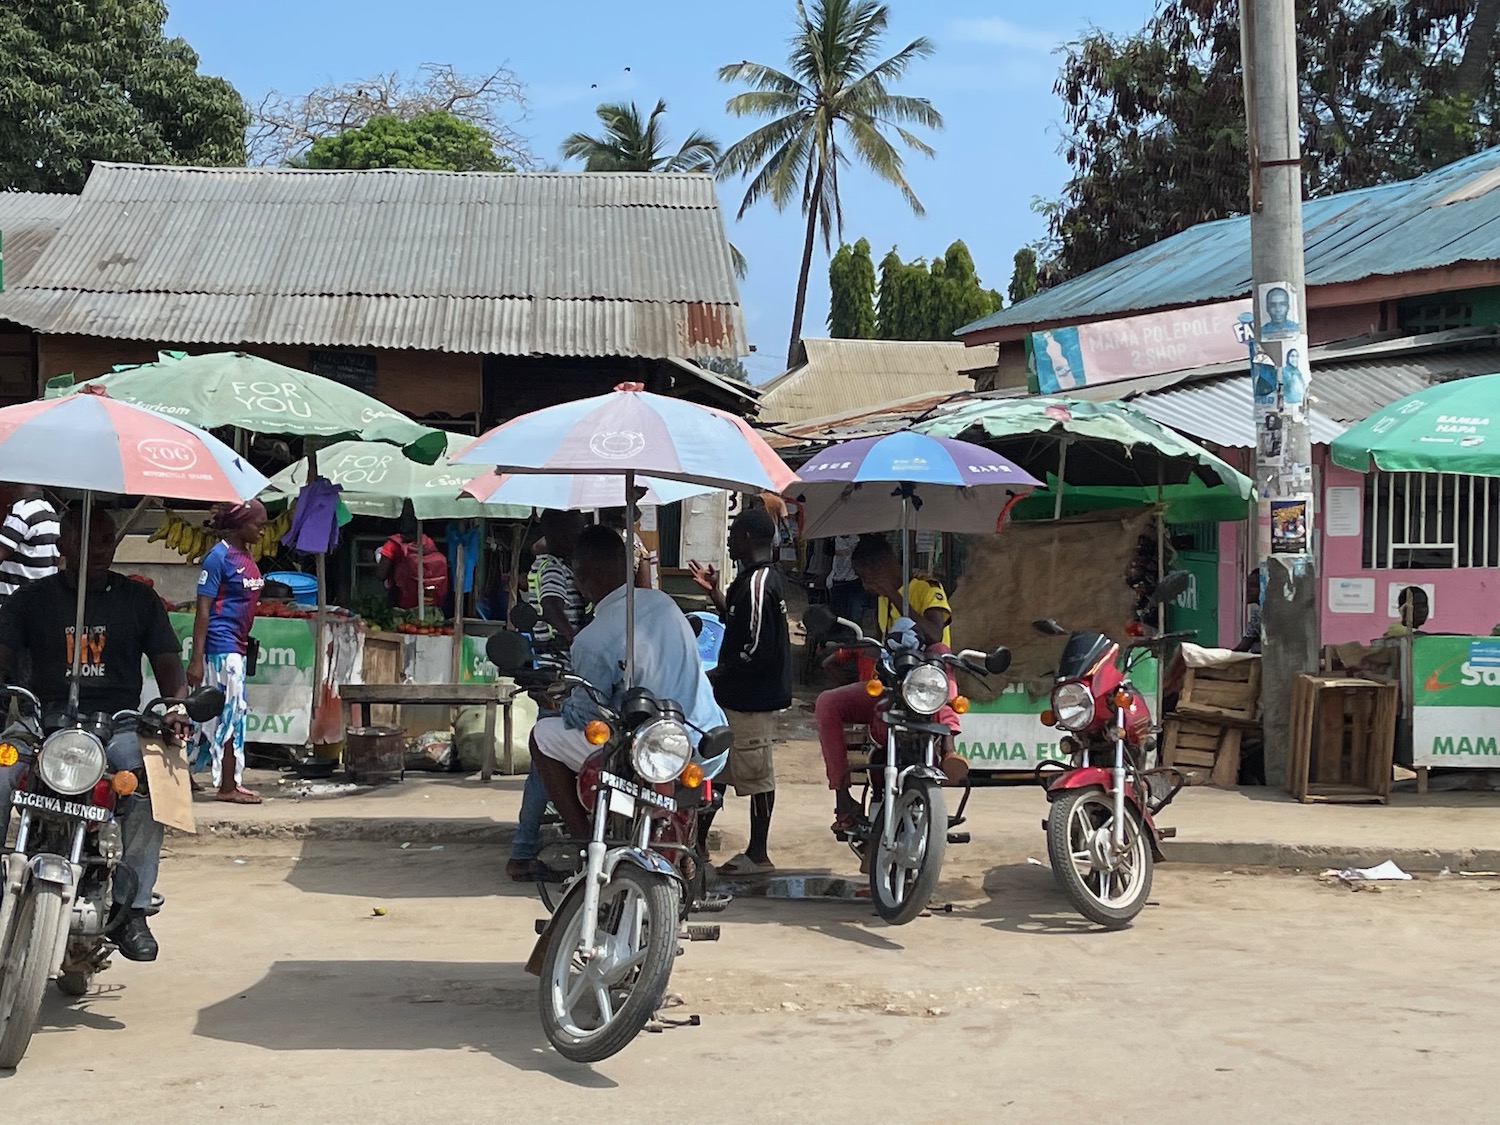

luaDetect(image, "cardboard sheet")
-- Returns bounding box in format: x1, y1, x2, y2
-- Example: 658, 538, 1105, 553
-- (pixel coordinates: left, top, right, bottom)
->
141, 732, 196, 834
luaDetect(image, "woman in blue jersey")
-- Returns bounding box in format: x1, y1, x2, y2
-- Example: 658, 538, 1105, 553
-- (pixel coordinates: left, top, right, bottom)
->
189, 500, 269, 804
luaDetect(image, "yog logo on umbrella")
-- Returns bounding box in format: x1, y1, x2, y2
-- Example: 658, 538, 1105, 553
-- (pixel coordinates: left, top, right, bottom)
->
137, 438, 198, 473
589, 430, 647, 459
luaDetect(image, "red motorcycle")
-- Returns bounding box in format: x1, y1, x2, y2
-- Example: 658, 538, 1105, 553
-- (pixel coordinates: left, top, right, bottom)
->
1032, 572, 1193, 928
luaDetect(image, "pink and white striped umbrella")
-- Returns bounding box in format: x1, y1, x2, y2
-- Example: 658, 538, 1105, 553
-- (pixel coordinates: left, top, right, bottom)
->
0, 388, 267, 501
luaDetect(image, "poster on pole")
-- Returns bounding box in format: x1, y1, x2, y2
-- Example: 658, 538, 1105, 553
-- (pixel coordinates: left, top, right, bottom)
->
1270, 496, 1310, 554
1258, 282, 1301, 340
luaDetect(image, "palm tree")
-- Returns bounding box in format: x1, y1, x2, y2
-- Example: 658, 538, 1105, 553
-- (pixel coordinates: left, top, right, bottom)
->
719, 0, 942, 367
561, 99, 721, 173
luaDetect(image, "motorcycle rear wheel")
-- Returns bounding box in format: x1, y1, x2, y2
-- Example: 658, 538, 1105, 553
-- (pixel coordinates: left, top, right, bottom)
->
539, 865, 679, 1064
869, 778, 946, 925
0, 886, 67, 1069
1047, 789, 1153, 929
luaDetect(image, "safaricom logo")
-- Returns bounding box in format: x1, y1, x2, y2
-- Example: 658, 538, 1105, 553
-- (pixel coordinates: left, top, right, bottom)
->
1460, 661, 1500, 686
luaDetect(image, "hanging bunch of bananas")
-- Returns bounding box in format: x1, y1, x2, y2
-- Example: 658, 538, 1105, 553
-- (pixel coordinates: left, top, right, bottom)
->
148, 509, 293, 565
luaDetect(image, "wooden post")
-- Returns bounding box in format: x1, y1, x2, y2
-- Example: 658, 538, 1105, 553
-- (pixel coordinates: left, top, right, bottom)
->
450, 533, 466, 683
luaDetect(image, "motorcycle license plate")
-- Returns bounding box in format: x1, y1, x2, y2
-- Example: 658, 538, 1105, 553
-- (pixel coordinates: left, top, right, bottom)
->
599, 772, 676, 812
10, 790, 111, 822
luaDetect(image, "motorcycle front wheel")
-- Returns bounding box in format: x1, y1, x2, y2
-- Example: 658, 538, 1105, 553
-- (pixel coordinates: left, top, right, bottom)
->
539, 865, 680, 1064
1047, 789, 1153, 929
870, 778, 946, 925
0, 886, 67, 1069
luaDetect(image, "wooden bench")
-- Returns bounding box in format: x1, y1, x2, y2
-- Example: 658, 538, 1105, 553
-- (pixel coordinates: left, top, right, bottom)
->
340, 682, 518, 781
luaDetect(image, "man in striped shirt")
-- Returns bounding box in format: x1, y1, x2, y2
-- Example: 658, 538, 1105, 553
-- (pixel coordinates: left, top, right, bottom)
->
0, 486, 60, 606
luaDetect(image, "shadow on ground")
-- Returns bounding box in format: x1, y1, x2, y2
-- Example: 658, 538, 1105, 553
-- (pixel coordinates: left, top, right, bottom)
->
193, 959, 616, 1086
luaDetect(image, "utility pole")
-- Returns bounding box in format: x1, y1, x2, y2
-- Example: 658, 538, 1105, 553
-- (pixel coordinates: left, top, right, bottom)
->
1242, 0, 1318, 788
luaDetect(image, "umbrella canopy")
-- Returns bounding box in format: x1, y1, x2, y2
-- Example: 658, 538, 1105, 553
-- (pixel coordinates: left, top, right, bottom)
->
0, 391, 268, 502
793, 431, 1041, 538
263, 434, 529, 521
61, 351, 448, 464
1005, 472, 1253, 524
919, 397, 1252, 497
463, 470, 716, 511
1330, 373, 1500, 475
451, 383, 796, 493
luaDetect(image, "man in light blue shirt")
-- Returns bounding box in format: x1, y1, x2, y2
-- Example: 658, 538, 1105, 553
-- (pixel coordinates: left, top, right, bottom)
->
532, 525, 725, 839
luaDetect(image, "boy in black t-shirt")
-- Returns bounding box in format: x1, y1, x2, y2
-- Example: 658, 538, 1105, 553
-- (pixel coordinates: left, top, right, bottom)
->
689, 509, 792, 875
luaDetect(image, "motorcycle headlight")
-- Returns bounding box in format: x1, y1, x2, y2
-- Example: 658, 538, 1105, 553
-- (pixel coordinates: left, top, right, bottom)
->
38, 729, 107, 796
631, 719, 693, 784
901, 664, 949, 715
1050, 681, 1095, 732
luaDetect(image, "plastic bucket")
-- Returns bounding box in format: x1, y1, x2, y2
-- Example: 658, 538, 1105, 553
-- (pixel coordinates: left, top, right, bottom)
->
688, 611, 725, 670
266, 571, 318, 607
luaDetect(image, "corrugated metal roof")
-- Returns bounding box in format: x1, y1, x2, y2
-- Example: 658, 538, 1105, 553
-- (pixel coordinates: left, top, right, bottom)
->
1133, 379, 1345, 447
0, 164, 744, 358
759, 338, 975, 423
960, 145, 1500, 337
0, 192, 77, 290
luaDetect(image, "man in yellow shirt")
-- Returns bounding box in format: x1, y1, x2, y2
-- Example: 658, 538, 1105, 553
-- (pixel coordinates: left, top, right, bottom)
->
815, 535, 961, 833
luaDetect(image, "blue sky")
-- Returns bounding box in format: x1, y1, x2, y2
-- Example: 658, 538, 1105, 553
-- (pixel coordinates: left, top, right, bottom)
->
165, 0, 1157, 382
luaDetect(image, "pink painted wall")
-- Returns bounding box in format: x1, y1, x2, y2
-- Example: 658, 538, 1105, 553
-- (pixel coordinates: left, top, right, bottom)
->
1317, 460, 1500, 643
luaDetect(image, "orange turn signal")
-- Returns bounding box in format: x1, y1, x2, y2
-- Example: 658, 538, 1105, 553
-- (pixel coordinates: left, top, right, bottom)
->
585, 720, 611, 746
678, 762, 704, 789
864, 678, 882, 698
952, 695, 970, 714
0, 743, 17, 768
111, 771, 138, 797
1040, 710, 1055, 727
1112, 690, 1131, 709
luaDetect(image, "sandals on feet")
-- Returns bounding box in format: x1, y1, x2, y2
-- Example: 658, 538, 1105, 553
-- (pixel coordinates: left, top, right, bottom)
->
215, 787, 262, 805
830, 811, 860, 835
717, 852, 776, 877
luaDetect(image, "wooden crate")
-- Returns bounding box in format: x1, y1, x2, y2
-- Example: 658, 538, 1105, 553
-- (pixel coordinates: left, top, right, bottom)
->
1287, 675, 1397, 804
1176, 659, 1261, 722
1162, 717, 1243, 787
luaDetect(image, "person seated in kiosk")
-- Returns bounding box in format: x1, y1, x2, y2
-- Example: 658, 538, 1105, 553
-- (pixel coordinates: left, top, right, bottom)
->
813, 534, 966, 835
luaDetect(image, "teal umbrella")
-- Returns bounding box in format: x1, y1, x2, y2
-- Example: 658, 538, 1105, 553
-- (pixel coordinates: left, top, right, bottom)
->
917, 397, 1253, 515
1331, 373, 1500, 475
53, 351, 448, 464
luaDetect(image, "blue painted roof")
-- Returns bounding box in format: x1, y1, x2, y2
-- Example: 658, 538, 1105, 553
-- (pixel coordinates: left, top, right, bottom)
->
961, 146, 1500, 337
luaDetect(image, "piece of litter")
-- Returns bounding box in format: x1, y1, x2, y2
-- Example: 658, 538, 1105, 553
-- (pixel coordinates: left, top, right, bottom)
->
1025, 857, 1045, 867
233, 859, 247, 866
429, 845, 444, 851
371, 907, 387, 917
1459, 871, 1500, 878
400, 842, 412, 850
1334, 860, 1413, 882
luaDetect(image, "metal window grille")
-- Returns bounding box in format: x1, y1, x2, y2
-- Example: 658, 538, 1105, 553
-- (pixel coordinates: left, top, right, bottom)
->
1362, 472, 1500, 569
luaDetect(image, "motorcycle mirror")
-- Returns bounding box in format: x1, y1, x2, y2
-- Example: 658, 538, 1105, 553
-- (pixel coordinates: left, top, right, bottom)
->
1033, 618, 1067, 636
985, 647, 1012, 675
184, 686, 226, 723
1151, 570, 1192, 606
508, 602, 539, 632
486, 630, 534, 674
698, 725, 734, 759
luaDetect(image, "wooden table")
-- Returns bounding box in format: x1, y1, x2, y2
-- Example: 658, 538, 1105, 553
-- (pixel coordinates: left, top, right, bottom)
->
340, 682, 517, 781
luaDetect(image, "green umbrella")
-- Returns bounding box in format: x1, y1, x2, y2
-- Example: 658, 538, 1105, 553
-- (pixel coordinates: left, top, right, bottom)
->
1330, 373, 1500, 475
53, 351, 448, 464
1009, 473, 1252, 524
263, 434, 529, 521
917, 397, 1253, 511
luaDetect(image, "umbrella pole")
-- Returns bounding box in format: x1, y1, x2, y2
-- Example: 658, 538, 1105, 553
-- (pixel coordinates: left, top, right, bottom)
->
625, 470, 636, 689
451, 532, 466, 684
417, 519, 426, 620
306, 443, 328, 753
67, 490, 93, 716
1054, 438, 1070, 521
901, 494, 911, 619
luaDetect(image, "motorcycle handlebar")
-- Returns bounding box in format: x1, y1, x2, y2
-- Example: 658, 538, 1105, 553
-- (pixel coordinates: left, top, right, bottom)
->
2, 684, 42, 716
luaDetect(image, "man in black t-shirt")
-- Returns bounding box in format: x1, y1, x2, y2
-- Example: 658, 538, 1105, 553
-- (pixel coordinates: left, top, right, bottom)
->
0, 509, 188, 962
689, 509, 792, 875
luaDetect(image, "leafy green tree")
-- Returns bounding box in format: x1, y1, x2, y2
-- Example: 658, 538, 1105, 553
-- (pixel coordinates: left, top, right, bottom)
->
1009, 247, 1040, 305
719, 0, 943, 367
561, 100, 720, 172
876, 241, 1000, 339
0, 0, 246, 193
1049, 0, 1500, 280
827, 237, 878, 338
301, 111, 511, 171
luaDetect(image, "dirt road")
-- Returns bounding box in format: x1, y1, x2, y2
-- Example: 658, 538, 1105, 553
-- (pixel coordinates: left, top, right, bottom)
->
2, 841, 1497, 1124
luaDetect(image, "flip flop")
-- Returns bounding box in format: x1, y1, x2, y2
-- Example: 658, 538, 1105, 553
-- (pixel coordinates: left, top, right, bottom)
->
717, 853, 775, 877
215, 788, 263, 805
